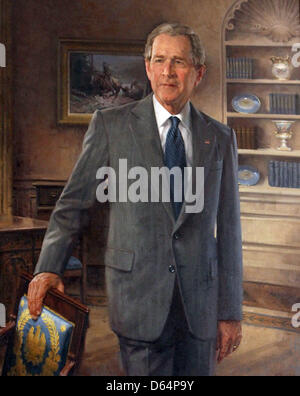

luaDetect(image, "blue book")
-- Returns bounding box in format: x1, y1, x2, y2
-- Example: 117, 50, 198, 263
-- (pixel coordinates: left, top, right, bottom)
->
274, 161, 280, 187
279, 162, 283, 186
283, 161, 289, 187
292, 94, 297, 114
284, 94, 289, 114
292, 162, 298, 188
269, 94, 274, 114
280, 94, 285, 114
288, 162, 293, 187
233, 58, 237, 78
275, 94, 280, 114
268, 161, 275, 186
288, 95, 293, 114
226, 58, 231, 79
241, 57, 245, 79
249, 59, 253, 79
237, 58, 241, 78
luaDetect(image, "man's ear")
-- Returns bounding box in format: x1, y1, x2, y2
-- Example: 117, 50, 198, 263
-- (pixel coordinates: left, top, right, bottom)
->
145, 59, 151, 80
195, 64, 207, 86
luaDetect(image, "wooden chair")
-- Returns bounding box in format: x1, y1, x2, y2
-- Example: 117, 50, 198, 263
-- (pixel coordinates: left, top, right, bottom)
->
59, 234, 87, 305
64, 253, 87, 305
0, 272, 89, 376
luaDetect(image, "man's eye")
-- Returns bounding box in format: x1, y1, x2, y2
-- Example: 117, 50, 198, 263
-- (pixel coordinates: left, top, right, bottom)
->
153, 58, 164, 63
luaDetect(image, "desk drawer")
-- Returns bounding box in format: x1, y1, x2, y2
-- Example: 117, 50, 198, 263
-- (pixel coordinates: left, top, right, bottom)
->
37, 186, 64, 207
0, 232, 32, 252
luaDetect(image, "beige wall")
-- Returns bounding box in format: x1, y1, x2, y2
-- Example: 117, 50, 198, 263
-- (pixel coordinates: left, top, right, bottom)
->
12, 0, 235, 181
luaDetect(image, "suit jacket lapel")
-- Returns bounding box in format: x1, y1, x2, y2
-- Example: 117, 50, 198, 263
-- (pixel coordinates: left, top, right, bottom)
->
174, 103, 217, 231
129, 95, 175, 224
190, 103, 216, 169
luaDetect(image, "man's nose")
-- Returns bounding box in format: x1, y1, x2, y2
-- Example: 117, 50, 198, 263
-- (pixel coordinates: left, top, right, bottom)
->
162, 60, 175, 76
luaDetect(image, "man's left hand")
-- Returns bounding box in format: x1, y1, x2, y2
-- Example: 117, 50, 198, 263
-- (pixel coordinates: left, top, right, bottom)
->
216, 320, 242, 363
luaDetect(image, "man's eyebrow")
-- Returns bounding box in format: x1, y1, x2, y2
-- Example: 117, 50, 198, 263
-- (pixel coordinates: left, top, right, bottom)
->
152, 55, 186, 60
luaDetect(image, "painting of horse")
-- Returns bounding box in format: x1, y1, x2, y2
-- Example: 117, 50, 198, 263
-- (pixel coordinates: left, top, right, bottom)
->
69, 52, 150, 114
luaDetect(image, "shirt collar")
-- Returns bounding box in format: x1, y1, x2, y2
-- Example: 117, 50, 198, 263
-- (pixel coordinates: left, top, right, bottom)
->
153, 95, 191, 131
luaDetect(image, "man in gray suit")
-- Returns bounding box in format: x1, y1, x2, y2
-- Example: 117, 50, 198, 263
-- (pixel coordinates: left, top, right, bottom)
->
28, 23, 243, 376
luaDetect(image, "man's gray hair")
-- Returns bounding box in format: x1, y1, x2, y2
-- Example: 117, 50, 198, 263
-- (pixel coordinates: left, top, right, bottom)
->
144, 23, 206, 68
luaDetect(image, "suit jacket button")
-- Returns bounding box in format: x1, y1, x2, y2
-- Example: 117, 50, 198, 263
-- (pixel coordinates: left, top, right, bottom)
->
174, 232, 180, 240
169, 265, 175, 273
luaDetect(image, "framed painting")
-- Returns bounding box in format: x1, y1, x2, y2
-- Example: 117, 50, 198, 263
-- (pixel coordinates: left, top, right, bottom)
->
58, 39, 151, 125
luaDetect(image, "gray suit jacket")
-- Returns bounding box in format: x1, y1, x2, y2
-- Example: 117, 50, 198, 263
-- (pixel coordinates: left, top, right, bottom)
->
34, 94, 243, 342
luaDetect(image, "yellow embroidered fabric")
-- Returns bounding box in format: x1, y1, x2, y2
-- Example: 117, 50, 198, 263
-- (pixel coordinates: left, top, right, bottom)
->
3, 296, 74, 376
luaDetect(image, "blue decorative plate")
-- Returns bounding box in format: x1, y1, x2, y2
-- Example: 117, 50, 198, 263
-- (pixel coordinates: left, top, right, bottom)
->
238, 165, 260, 186
232, 94, 261, 114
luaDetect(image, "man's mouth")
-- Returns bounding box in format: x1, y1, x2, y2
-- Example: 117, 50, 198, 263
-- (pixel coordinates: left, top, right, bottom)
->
160, 83, 177, 88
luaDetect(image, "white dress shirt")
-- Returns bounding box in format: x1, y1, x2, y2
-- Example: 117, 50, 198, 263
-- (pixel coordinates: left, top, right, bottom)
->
152, 95, 193, 167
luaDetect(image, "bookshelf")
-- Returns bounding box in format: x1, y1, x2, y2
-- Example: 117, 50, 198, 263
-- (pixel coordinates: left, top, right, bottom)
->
227, 79, 300, 85
239, 148, 300, 157
239, 183, 300, 196
224, 40, 300, 47
222, 4, 300, 195
221, 0, 300, 309
227, 113, 300, 120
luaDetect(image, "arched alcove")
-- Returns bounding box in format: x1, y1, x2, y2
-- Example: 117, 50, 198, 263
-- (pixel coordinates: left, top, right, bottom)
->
224, 0, 300, 43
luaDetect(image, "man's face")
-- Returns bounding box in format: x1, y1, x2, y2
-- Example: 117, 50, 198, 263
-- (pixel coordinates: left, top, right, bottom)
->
145, 34, 206, 114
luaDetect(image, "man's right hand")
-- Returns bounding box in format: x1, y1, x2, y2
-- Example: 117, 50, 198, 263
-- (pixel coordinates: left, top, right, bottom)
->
28, 273, 64, 320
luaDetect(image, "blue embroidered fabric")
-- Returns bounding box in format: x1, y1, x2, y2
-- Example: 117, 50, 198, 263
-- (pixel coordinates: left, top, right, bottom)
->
3, 295, 74, 376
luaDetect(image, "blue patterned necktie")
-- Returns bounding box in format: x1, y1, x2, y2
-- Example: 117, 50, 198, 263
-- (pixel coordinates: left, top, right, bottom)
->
164, 116, 187, 220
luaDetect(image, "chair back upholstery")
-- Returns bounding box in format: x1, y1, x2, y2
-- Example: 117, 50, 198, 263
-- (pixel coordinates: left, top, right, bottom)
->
2, 272, 89, 376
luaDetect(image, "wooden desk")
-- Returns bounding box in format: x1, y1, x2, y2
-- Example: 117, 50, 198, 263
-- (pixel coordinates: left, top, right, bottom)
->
0, 216, 48, 318
13, 181, 108, 304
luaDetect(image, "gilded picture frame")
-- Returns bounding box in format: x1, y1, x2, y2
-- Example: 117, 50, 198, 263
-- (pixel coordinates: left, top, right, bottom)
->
58, 39, 150, 125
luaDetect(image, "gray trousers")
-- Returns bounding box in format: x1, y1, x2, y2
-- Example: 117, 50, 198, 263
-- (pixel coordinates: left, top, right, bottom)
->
118, 278, 217, 376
